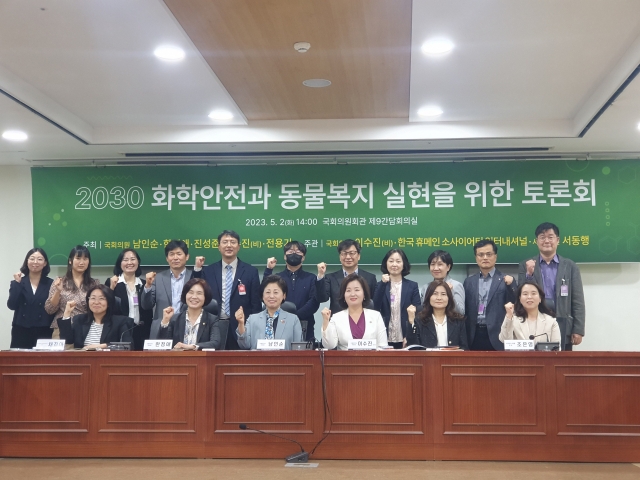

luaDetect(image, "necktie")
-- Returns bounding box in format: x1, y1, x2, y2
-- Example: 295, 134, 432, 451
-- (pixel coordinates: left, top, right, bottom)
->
265, 313, 276, 339
224, 264, 233, 316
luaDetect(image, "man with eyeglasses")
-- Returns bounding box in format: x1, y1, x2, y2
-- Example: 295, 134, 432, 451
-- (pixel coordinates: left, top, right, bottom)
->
315, 239, 377, 314
518, 222, 585, 350
193, 230, 261, 350
464, 239, 517, 351
263, 241, 319, 341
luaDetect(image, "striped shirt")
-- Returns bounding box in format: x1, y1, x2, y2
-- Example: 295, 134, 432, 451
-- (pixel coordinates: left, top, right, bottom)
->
84, 322, 104, 346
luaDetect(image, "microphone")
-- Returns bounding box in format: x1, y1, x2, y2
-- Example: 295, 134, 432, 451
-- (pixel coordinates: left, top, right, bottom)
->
109, 320, 143, 351
529, 333, 549, 342
239, 424, 309, 463
529, 332, 560, 351
120, 321, 144, 342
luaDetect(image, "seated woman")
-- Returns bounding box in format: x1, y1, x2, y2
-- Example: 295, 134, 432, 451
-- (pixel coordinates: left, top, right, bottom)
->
499, 280, 561, 348
372, 248, 421, 349
322, 273, 389, 350
236, 275, 303, 350
57, 284, 134, 350
407, 280, 468, 349
419, 250, 465, 315
157, 278, 221, 350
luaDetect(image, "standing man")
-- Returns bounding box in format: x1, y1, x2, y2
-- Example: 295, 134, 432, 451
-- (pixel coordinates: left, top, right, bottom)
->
263, 241, 319, 341
316, 239, 377, 313
464, 239, 517, 351
193, 230, 261, 350
141, 240, 192, 339
518, 222, 585, 350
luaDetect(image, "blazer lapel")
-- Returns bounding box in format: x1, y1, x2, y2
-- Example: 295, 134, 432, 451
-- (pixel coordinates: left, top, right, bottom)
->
162, 272, 172, 304
23, 277, 35, 302
100, 321, 113, 344
447, 321, 457, 345
486, 270, 502, 305
425, 319, 438, 340
196, 313, 207, 343
554, 255, 567, 299
400, 279, 409, 306
230, 260, 244, 301
275, 312, 286, 340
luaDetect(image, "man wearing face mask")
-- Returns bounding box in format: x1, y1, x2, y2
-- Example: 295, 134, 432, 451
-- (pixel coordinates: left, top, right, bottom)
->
263, 241, 319, 341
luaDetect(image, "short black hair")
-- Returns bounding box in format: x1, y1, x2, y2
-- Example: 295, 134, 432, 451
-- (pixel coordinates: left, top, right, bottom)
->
82, 284, 116, 325
180, 278, 213, 307
427, 250, 453, 268
514, 281, 555, 319
337, 239, 361, 254
260, 275, 288, 298
380, 248, 411, 276
535, 222, 559, 237
473, 239, 497, 255
165, 240, 188, 257
20, 248, 50, 277
338, 273, 371, 309
113, 249, 142, 276
218, 230, 240, 243
283, 240, 307, 255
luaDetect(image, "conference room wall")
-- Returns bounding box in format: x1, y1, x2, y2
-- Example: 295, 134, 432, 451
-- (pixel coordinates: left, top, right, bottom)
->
1, 165, 638, 351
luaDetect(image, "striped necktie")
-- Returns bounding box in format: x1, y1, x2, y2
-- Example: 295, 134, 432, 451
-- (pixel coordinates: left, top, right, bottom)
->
224, 264, 233, 316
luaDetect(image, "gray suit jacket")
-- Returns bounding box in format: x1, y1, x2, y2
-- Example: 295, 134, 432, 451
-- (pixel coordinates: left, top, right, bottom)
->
236, 310, 303, 350
140, 268, 193, 340
517, 254, 585, 338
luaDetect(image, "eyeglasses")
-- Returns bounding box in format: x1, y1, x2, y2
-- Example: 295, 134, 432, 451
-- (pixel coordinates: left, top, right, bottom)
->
88, 296, 107, 303
220, 240, 238, 246
537, 235, 558, 242
340, 250, 359, 258
475, 252, 495, 258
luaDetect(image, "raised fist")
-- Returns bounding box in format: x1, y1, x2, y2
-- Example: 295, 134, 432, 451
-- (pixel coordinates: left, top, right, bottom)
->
267, 257, 277, 269
109, 275, 118, 290
195, 256, 206, 269
526, 259, 535, 276
317, 262, 327, 278
235, 306, 245, 324
504, 275, 514, 285
406, 304, 416, 324
162, 306, 174, 324
504, 302, 514, 319
381, 274, 390, 283
145, 271, 157, 287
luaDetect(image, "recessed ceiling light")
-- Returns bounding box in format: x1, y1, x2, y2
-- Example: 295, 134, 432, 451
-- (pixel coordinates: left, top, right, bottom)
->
154, 46, 185, 62
208, 109, 234, 120
417, 106, 443, 118
2, 130, 28, 141
421, 38, 454, 57
303, 79, 331, 88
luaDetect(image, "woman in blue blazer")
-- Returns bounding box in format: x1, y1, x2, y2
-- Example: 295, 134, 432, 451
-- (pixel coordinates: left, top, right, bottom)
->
7, 248, 54, 349
372, 249, 421, 349
236, 275, 303, 350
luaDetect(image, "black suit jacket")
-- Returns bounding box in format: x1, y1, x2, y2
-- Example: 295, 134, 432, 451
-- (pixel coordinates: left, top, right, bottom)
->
406, 317, 469, 350
58, 314, 134, 349
463, 268, 517, 351
372, 278, 421, 339
193, 258, 261, 349
315, 268, 377, 313
7, 276, 54, 328
105, 277, 154, 350
156, 310, 221, 349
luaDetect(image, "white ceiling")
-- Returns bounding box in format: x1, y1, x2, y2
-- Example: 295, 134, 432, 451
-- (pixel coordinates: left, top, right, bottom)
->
2, 0, 640, 165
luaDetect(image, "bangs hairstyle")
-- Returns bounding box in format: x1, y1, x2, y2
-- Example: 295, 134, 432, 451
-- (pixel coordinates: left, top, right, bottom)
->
283, 240, 307, 255
535, 222, 559, 237
164, 239, 188, 256
65, 245, 94, 291
338, 273, 371, 309
514, 280, 555, 320
337, 239, 361, 254
20, 248, 50, 277
113, 249, 142, 276
473, 239, 497, 254
81, 284, 115, 325
180, 278, 213, 307
380, 248, 411, 276
260, 275, 288, 297
427, 250, 453, 268
217, 230, 240, 243
418, 280, 464, 324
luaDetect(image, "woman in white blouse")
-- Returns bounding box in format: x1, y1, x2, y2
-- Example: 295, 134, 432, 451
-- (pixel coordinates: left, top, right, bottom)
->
500, 281, 561, 348
322, 273, 388, 350
406, 280, 468, 349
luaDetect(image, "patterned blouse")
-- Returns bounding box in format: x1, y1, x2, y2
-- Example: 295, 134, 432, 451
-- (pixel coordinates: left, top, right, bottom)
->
44, 277, 102, 329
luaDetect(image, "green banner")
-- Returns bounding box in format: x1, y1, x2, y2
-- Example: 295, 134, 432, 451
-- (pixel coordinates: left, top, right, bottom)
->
31, 160, 640, 266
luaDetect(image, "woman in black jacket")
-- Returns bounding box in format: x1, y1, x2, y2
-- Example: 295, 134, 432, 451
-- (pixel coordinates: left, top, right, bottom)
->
7, 248, 54, 348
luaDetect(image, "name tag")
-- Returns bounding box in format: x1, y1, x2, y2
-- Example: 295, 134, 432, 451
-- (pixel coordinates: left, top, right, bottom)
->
478, 303, 485, 315
238, 283, 246, 295
348, 339, 377, 350
560, 284, 568, 297
257, 339, 285, 350
33, 339, 65, 351
132, 293, 139, 306
143, 339, 173, 350
504, 340, 534, 351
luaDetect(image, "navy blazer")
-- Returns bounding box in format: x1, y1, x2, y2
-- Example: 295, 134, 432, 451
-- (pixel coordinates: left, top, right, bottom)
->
406, 317, 469, 349
58, 314, 134, 349
263, 266, 319, 339
156, 310, 221, 349
193, 258, 261, 349
372, 278, 421, 339
315, 268, 377, 314
7, 276, 54, 328
463, 268, 517, 351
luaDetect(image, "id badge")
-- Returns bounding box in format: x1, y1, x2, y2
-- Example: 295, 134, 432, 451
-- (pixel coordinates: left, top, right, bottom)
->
238, 283, 246, 295
133, 293, 139, 306
390, 294, 396, 302
560, 284, 568, 297
478, 303, 485, 315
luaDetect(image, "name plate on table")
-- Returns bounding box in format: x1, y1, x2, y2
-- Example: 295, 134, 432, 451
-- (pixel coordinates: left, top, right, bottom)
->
257, 339, 285, 350
348, 339, 377, 350
143, 339, 173, 351
33, 339, 65, 351
504, 340, 535, 351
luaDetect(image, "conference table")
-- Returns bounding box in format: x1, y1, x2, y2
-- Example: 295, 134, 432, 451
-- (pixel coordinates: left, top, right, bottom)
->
0, 349, 639, 462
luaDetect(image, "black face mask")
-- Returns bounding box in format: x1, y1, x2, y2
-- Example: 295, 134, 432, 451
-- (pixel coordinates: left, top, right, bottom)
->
286, 253, 303, 267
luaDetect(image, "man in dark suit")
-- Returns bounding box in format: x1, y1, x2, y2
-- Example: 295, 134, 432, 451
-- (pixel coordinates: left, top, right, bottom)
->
315, 239, 377, 313
518, 222, 585, 350
193, 230, 261, 350
263, 240, 319, 341
464, 239, 517, 351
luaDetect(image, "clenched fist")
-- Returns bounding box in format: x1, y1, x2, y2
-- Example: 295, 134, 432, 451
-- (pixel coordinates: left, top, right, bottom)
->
504, 302, 514, 320
145, 271, 157, 288
381, 274, 390, 283
317, 262, 327, 279
109, 275, 118, 290
504, 275, 514, 285
407, 304, 416, 324
526, 259, 536, 276
235, 306, 245, 324
13, 271, 23, 283
267, 257, 277, 269
195, 256, 206, 269
63, 300, 77, 318
161, 306, 174, 325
